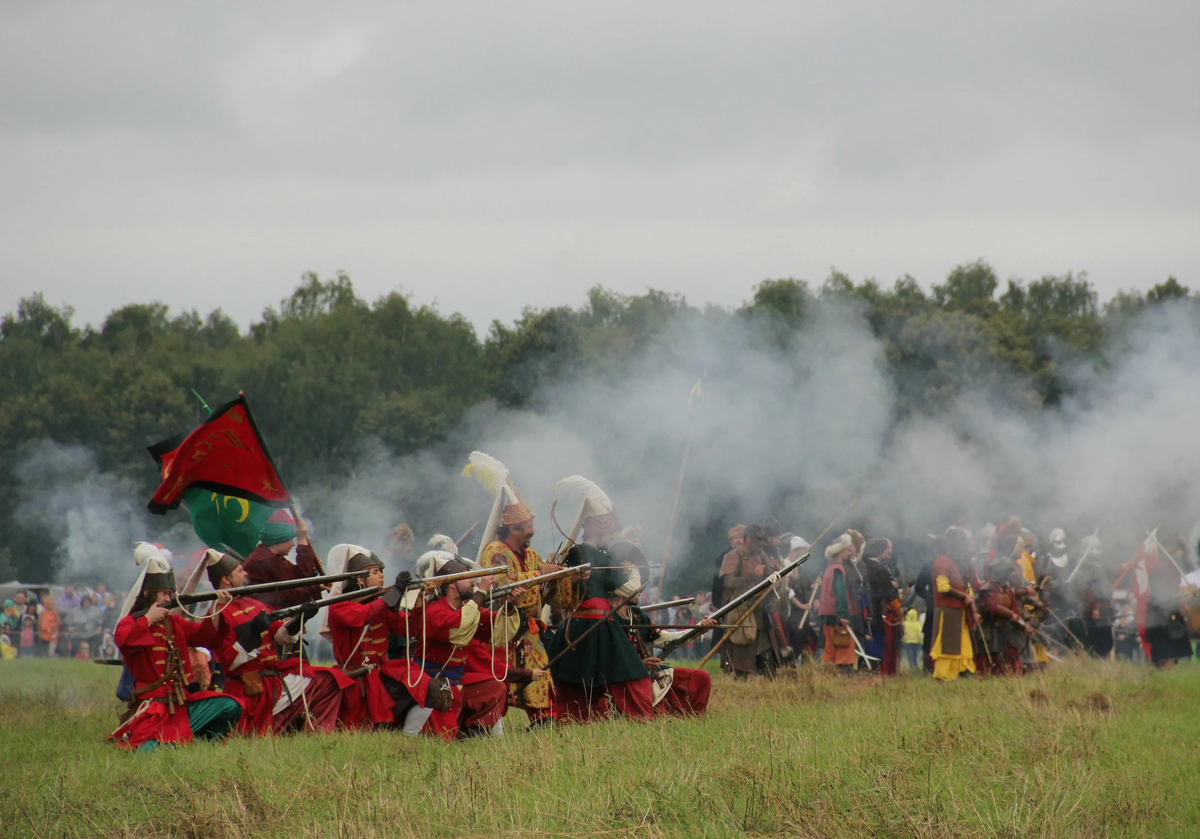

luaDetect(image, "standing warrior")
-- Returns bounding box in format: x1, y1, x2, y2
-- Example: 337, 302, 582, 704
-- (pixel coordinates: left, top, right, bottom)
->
544, 476, 655, 723
930, 527, 976, 682
193, 550, 350, 734
320, 545, 440, 733
975, 555, 1034, 676
818, 534, 857, 674
464, 451, 560, 726
719, 522, 787, 678
110, 543, 243, 751
863, 537, 903, 676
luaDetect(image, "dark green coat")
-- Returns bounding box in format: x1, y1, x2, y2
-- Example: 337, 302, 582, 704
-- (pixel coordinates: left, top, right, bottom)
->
544, 545, 649, 687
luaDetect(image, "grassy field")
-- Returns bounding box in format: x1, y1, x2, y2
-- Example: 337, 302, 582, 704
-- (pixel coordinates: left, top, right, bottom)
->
1, 657, 1197, 839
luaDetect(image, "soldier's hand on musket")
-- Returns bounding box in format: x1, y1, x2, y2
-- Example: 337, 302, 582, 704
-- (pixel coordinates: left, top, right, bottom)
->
538, 563, 563, 575
146, 603, 170, 625
394, 571, 412, 590
643, 657, 663, 668
477, 574, 496, 593
699, 617, 717, 628
505, 586, 527, 605
214, 590, 233, 608
531, 668, 548, 680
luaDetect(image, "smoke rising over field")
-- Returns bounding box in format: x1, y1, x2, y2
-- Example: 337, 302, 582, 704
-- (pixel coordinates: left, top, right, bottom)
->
10, 290, 1199, 591
294, 297, 1200, 587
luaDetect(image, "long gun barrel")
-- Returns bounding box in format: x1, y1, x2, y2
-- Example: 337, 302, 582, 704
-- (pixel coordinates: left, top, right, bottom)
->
640, 596, 695, 613
173, 570, 367, 607
273, 586, 385, 621
487, 564, 590, 600
422, 565, 508, 588
659, 552, 810, 657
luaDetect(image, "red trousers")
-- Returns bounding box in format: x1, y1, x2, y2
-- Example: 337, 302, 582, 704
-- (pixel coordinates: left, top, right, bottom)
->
272, 671, 344, 734
459, 680, 509, 731
553, 678, 654, 723
880, 621, 902, 676
655, 667, 711, 717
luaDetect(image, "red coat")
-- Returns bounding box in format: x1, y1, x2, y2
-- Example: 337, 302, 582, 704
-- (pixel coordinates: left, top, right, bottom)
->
214, 597, 355, 734
327, 596, 429, 727
242, 544, 324, 609
408, 597, 504, 740
110, 612, 240, 749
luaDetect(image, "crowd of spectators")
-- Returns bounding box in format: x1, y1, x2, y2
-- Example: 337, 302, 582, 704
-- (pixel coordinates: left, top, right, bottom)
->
0, 584, 122, 661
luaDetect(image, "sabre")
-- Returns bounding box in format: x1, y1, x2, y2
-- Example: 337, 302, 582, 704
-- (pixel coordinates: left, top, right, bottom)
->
846, 625, 878, 670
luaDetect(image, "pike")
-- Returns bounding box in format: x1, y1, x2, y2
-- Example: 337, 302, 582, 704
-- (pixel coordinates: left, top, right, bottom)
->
455, 520, 480, 548
544, 583, 648, 670
1065, 528, 1101, 583
662, 552, 810, 658
486, 564, 589, 601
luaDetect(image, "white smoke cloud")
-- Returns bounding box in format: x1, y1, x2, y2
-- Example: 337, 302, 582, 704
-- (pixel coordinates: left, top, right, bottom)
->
17, 296, 1200, 589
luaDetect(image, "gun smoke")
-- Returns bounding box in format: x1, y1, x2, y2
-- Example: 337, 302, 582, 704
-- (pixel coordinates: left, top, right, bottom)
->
15, 295, 1200, 590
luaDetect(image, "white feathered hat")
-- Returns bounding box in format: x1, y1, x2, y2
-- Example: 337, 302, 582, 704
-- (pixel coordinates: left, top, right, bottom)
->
552, 475, 617, 540
116, 542, 175, 622
462, 451, 532, 564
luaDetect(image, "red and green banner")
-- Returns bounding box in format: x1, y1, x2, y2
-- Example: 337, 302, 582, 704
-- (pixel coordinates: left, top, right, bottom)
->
147, 394, 290, 517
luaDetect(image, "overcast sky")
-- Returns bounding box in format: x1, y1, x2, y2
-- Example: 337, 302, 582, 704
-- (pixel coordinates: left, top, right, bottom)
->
2, 2, 1197, 333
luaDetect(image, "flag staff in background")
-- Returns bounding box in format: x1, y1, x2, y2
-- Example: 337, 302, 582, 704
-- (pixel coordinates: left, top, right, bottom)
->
657, 377, 703, 600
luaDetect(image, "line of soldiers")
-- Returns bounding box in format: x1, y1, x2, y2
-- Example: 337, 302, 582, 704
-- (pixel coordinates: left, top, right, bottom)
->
917, 518, 1196, 681
710, 522, 905, 677
108, 458, 713, 751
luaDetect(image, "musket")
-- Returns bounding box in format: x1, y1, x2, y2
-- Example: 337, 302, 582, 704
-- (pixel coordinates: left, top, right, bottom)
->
171, 570, 369, 607
92, 658, 124, 666
660, 552, 810, 658
544, 583, 648, 669
698, 585, 774, 667
455, 521, 480, 548
645, 623, 742, 630
273, 586, 385, 621
486, 564, 589, 601
640, 596, 695, 613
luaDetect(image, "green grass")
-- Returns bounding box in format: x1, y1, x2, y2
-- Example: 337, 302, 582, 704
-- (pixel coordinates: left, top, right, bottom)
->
2, 657, 1197, 838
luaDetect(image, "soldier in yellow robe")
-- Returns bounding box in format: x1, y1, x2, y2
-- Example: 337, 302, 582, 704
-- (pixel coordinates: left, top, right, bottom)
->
480, 496, 561, 725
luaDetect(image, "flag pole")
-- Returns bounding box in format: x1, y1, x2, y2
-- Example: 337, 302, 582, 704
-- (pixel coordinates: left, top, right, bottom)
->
657, 378, 702, 600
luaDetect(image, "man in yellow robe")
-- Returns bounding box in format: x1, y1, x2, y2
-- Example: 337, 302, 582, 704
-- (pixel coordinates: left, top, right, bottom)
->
481, 497, 562, 726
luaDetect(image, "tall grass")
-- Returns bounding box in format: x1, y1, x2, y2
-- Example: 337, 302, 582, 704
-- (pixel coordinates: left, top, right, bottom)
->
2, 657, 1196, 838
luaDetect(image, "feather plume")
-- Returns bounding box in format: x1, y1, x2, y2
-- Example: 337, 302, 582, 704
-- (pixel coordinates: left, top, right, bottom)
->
462, 451, 509, 493
553, 475, 613, 512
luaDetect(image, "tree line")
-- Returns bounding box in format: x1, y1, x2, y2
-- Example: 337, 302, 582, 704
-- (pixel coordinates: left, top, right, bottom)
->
1, 263, 1194, 582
